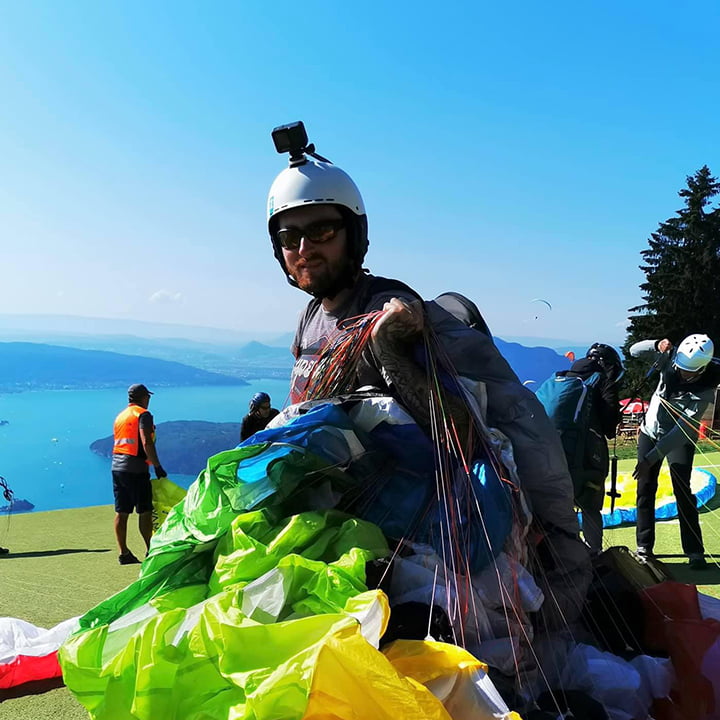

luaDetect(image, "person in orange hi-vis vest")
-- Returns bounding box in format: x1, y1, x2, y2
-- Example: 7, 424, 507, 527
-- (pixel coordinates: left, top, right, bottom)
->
111, 383, 167, 565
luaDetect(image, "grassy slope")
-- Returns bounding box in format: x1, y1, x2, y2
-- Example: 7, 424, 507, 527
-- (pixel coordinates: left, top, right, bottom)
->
0, 506, 148, 719
2, 455, 720, 718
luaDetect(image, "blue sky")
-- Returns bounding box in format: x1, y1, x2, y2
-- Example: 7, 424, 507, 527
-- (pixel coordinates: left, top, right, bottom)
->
1, 1, 719, 345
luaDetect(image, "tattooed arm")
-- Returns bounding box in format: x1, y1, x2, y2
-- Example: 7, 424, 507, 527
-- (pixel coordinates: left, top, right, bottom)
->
370, 298, 471, 440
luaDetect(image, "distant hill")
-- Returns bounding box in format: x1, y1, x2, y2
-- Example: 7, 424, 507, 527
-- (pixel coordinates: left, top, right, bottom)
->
0, 342, 248, 392
91, 420, 241, 475
0, 334, 293, 382
0, 313, 282, 344
494, 338, 569, 385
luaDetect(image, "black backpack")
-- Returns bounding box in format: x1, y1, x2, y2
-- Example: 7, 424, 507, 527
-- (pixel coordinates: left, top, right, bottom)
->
353, 276, 493, 338
433, 291, 493, 338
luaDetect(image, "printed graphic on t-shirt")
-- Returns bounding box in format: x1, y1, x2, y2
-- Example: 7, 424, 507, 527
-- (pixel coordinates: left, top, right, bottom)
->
289, 336, 330, 404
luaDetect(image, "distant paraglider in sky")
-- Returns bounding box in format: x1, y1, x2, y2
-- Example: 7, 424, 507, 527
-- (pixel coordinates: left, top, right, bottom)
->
564, 351, 576, 362
522, 380, 536, 386
529, 298, 552, 321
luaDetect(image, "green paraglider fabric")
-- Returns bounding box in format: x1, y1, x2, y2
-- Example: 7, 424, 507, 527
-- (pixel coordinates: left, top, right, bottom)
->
59, 507, 389, 719
77, 444, 362, 630
59, 438, 396, 719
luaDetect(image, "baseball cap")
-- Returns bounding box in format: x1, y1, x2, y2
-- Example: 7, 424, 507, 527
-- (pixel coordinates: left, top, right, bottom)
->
128, 383, 153, 401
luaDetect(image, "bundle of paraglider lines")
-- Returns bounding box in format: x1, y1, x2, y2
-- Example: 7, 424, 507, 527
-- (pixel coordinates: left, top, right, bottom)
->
297, 310, 564, 686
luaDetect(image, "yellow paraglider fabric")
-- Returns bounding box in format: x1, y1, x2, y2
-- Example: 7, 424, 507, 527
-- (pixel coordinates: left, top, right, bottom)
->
304, 629, 452, 720
600, 466, 715, 527
150, 476, 187, 532
383, 641, 523, 720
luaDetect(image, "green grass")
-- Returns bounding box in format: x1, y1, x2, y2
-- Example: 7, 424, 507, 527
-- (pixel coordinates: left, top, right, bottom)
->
605, 451, 720, 597
2, 455, 720, 719
0, 505, 148, 719
610, 436, 720, 461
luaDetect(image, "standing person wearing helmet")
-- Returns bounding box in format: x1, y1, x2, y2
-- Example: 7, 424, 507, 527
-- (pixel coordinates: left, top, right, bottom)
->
266, 122, 594, 629
566, 344, 623, 555
240, 392, 280, 442
267, 122, 428, 419
631, 334, 720, 569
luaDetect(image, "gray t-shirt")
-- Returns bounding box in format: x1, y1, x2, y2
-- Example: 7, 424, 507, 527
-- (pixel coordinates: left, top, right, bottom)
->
289, 274, 419, 403
111, 410, 154, 474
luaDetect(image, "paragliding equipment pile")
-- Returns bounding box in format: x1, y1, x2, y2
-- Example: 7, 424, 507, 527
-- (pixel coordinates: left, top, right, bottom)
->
31, 320, 705, 716
294, 307, 717, 714
297, 306, 572, 690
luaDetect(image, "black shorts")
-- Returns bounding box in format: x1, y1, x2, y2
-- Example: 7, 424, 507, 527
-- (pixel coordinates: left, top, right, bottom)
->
112, 470, 153, 514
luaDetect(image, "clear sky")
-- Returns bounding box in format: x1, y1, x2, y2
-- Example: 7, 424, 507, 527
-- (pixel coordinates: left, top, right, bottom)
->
2, 1, 719, 345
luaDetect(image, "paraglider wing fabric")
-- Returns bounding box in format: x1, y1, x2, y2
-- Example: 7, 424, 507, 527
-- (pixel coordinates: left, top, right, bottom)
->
382, 640, 522, 720
304, 632, 453, 720
60, 511, 394, 719
58, 397, 517, 719
150, 476, 187, 532
77, 405, 370, 631
663, 618, 720, 720
0, 616, 78, 690
598, 467, 716, 528
247, 397, 513, 574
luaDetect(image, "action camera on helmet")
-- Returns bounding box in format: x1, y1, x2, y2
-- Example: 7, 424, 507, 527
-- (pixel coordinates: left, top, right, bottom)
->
271, 121, 330, 167
271, 121, 309, 165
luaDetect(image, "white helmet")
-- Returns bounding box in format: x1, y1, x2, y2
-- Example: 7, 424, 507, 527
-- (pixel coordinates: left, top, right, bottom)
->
267, 129, 369, 291
267, 159, 365, 221
674, 333, 715, 372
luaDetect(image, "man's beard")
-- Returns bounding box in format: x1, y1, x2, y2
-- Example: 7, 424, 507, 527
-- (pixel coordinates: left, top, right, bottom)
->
291, 255, 357, 299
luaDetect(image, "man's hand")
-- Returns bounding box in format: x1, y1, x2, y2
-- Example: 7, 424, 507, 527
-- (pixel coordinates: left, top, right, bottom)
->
154, 464, 167, 479
371, 298, 424, 345
632, 459, 651, 481
657, 338, 673, 353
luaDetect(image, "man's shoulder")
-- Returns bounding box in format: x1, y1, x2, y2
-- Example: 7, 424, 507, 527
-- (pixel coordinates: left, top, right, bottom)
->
357, 273, 421, 310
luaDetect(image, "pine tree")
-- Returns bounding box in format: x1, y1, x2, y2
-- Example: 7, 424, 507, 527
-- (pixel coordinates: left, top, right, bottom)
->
623, 166, 720, 397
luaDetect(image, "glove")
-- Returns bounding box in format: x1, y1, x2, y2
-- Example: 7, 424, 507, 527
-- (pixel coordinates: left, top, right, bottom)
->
632, 459, 651, 481
154, 464, 167, 479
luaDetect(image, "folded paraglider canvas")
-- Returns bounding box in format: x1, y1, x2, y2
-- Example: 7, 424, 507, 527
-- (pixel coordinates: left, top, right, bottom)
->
57, 395, 526, 719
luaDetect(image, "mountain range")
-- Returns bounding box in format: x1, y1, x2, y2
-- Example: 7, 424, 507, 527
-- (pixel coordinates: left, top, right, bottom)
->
0, 342, 248, 392
0, 314, 579, 392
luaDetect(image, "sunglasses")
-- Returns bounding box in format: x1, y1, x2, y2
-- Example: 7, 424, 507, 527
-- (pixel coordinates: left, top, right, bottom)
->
274, 219, 344, 251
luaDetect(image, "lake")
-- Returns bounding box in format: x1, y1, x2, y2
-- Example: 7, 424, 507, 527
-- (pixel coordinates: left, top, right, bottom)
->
0, 379, 290, 514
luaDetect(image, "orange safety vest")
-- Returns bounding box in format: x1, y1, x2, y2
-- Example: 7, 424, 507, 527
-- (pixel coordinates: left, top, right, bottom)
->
113, 404, 154, 463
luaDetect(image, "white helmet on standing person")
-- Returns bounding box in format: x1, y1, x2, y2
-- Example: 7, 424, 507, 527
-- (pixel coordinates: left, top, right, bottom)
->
267, 159, 365, 220
266, 121, 369, 290
673, 333, 715, 373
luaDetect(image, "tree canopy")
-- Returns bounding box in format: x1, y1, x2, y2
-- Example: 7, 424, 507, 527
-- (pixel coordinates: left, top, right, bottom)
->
623, 166, 720, 396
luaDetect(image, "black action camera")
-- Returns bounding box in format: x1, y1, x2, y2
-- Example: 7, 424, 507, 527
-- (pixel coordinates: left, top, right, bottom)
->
271, 121, 330, 167
272, 121, 310, 166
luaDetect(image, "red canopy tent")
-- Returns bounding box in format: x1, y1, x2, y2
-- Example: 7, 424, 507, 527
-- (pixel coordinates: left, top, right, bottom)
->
621, 399, 649, 415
